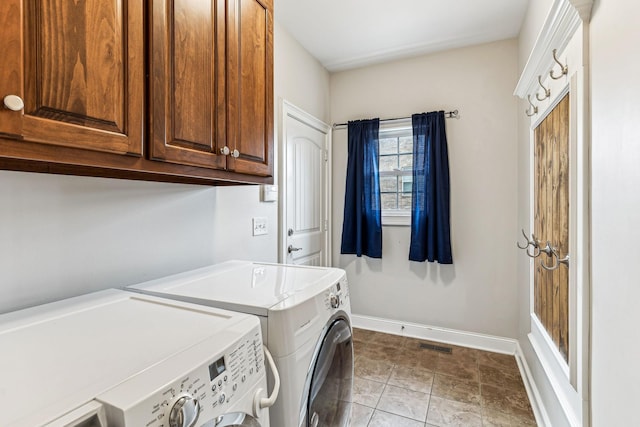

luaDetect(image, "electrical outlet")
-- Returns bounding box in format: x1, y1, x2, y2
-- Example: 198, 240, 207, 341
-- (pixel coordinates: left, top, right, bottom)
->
252, 217, 268, 236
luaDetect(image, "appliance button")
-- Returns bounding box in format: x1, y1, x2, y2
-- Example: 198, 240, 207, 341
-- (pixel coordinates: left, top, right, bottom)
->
241, 375, 246, 383
218, 393, 226, 404
233, 383, 238, 391
250, 368, 254, 375
224, 375, 228, 382
218, 379, 222, 387
211, 384, 217, 392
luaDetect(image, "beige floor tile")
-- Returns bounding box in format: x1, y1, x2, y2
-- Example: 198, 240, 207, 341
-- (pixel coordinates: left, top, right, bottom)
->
352, 377, 385, 408
479, 363, 524, 390
436, 355, 479, 382
352, 327, 378, 343
388, 365, 435, 394
349, 403, 375, 427
354, 355, 394, 383
426, 396, 482, 427
481, 384, 534, 419
396, 346, 440, 371
369, 410, 427, 427
431, 374, 481, 405
359, 341, 402, 362
481, 408, 513, 427
477, 351, 520, 372
369, 330, 406, 347
377, 384, 430, 422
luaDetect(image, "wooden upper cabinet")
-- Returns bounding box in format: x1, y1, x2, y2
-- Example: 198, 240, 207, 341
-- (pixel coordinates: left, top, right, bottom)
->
227, 0, 274, 177
0, 0, 144, 155
149, 0, 227, 170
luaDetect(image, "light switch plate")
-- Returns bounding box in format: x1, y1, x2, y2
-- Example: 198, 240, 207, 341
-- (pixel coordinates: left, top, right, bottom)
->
252, 217, 268, 236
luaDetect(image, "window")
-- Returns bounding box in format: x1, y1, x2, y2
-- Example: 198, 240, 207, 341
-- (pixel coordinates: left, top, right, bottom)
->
379, 125, 413, 225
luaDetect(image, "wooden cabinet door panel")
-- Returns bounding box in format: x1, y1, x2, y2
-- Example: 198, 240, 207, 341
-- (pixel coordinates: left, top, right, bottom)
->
227, 0, 273, 177
149, 0, 227, 170
20, 0, 143, 155
0, 0, 23, 138
534, 94, 570, 362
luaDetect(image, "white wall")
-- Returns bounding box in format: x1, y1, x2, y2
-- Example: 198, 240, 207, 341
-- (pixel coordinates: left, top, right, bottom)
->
330, 39, 520, 338
590, 0, 640, 423
0, 22, 330, 315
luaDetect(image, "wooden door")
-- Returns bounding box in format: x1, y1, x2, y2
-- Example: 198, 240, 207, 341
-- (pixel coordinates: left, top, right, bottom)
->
0, 0, 144, 155
149, 0, 227, 170
534, 94, 570, 362
283, 107, 330, 266
227, 0, 273, 177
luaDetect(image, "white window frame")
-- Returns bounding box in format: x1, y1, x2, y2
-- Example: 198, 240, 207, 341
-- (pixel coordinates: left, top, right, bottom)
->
379, 122, 413, 226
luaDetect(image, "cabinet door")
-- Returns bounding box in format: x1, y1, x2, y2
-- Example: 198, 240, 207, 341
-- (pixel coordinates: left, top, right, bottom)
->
149, 0, 227, 170
227, 0, 274, 177
0, 0, 144, 155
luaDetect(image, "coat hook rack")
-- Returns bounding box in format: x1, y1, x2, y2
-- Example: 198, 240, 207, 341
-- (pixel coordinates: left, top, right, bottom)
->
525, 95, 538, 117
536, 75, 551, 101
517, 229, 541, 258
539, 241, 570, 271
549, 49, 568, 80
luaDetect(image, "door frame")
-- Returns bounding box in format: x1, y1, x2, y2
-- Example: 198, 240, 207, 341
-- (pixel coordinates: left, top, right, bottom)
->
526, 44, 591, 427
278, 100, 332, 265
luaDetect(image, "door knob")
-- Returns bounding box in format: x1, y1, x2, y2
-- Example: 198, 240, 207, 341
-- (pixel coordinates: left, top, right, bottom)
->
3, 95, 24, 112
287, 245, 302, 254
231, 149, 240, 158
220, 146, 230, 155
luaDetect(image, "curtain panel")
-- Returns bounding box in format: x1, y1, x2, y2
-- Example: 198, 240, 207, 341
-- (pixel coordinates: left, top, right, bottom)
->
409, 112, 453, 264
340, 119, 382, 258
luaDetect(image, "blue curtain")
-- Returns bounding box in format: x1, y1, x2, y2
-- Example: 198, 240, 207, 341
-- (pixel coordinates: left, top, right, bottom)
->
340, 119, 382, 258
409, 112, 453, 264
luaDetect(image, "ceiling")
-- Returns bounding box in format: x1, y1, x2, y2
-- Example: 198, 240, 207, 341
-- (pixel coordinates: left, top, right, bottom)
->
274, 0, 529, 72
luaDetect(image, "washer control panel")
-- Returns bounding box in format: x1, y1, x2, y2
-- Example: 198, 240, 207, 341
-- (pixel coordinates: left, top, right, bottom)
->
325, 278, 349, 311
96, 323, 266, 427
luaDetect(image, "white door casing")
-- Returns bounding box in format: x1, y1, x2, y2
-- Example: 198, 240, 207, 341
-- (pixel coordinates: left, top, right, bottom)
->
279, 101, 331, 266
514, 1, 592, 425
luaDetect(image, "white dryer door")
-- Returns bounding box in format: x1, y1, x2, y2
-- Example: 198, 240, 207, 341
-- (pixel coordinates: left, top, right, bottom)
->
202, 412, 262, 427
305, 318, 353, 427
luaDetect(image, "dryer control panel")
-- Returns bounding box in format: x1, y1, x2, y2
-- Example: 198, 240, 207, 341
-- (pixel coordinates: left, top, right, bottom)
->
324, 277, 350, 312
96, 319, 268, 427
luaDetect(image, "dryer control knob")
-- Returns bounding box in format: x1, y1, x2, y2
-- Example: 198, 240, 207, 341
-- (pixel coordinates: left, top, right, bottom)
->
167, 393, 200, 427
329, 293, 340, 309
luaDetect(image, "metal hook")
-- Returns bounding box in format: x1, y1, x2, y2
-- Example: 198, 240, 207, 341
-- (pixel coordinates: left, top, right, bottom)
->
517, 229, 530, 250
536, 75, 551, 101
549, 49, 568, 80
525, 95, 538, 117
517, 229, 541, 258
526, 233, 541, 258
558, 253, 570, 268
539, 241, 559, 271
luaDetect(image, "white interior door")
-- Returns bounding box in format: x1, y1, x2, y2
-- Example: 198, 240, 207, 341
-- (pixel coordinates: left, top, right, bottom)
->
280, 102, 331, 266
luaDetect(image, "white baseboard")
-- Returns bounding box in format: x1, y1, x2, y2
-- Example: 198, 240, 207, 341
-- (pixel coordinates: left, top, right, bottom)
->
516, 341, 552, 427
351, 313, 517, 355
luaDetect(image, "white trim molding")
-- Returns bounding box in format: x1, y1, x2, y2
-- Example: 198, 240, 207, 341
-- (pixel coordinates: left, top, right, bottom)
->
351, 314, 517, 355
514, 0, 592, 99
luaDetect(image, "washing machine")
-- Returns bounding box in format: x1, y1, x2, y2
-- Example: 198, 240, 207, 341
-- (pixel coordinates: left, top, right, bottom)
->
0, 288, 278, 427
127, 260, 353, 427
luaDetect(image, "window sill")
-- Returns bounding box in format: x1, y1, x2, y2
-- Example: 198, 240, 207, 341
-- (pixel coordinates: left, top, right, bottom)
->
381, 211, 411, 226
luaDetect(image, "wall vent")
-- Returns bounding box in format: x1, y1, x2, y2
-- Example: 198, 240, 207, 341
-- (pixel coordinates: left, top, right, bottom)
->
419, 342, 453, 354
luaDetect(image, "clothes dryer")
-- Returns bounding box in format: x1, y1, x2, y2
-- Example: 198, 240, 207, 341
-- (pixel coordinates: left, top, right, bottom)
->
0, 289, 277, 427
127, 261, 353, 427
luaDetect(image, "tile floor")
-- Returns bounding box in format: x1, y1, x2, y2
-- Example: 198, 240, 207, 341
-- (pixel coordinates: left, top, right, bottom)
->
350, 328, 537, 427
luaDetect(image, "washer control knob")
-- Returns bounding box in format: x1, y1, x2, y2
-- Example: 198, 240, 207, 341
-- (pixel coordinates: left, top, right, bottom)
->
219, 393, 226, 404
167, 393, 200, 427
329, 293, 340, 309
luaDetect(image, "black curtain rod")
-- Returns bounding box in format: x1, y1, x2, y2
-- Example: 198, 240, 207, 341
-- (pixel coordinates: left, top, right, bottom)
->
332, 109, 459, 129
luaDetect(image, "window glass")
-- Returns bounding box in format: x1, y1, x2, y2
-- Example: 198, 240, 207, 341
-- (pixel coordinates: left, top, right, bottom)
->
378, 126, 413, 225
